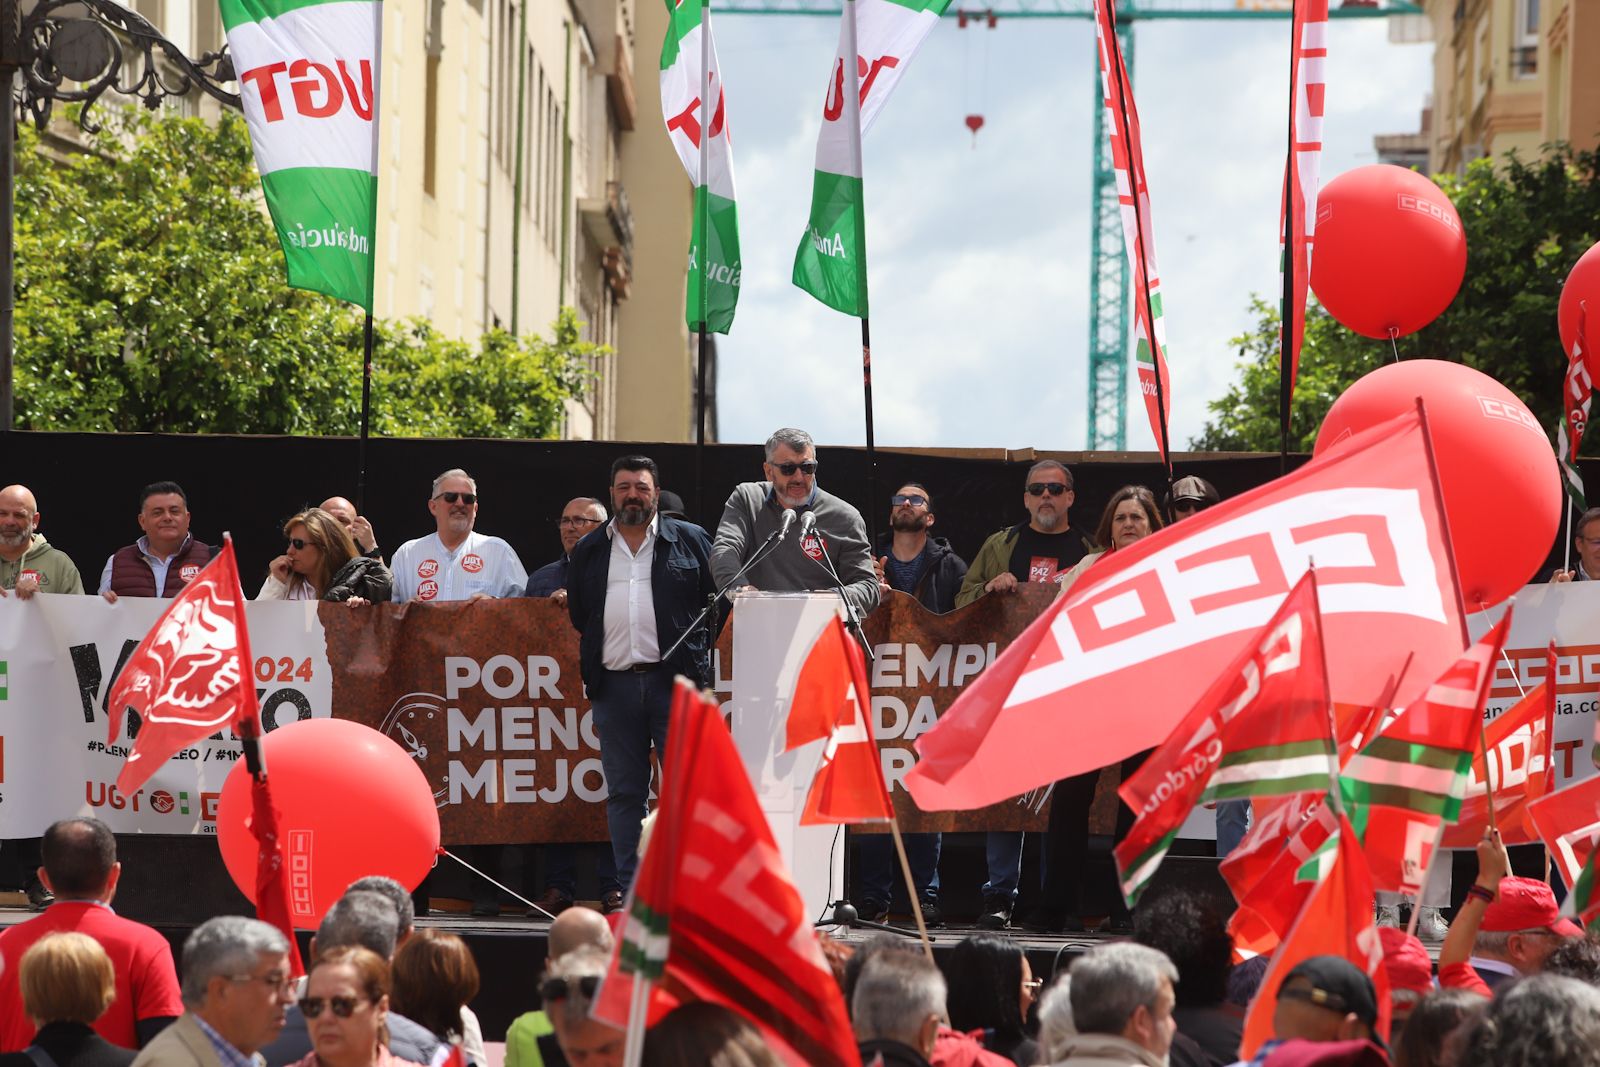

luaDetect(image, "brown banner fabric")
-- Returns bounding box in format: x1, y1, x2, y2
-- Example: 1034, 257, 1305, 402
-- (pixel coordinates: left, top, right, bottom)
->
322, 586, 1123, 844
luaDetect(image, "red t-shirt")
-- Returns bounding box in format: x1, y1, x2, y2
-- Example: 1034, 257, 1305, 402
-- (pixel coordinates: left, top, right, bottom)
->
0, 901, 183, 1051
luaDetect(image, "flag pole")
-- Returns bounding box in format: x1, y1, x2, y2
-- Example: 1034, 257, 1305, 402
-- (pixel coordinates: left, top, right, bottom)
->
842, 0, 880, 542
356, 313, 374, 514
1564, 495, 1574, 575
862, 318, 879, 545
1276, 0, 1299, 476
693, 1, 714, 523
1104, 0, 1171, 471
887, 815, 935, 963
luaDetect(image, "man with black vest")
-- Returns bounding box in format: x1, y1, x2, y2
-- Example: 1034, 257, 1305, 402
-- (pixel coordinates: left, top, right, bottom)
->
98, 481, 211, 602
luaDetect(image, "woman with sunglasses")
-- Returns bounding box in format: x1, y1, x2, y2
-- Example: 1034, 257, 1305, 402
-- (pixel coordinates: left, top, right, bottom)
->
1024, 486, 1164, 935
291, 947, 425, 1067
258, 508, 393, 603
943, 934, 1041, 1067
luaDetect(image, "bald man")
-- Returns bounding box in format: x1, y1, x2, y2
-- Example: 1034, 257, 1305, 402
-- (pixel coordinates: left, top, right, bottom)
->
505, 907, 617, 1067
0, 485, 85, 598
319, 496, 382, 561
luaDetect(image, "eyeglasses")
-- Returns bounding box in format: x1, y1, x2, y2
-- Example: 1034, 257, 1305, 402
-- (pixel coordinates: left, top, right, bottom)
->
1172, 499, 1205, 514
558, 516, 604, 529
771, 461, 819, 476
434, 491, 478, 505
286, 538, 309, 550
891, 494, 928, 508
1023, 978, 1044, 995
540, 975, 601, 1002
1026, 483, 1070, 497
228, 971, 295, 995
299, 995, 365, 1019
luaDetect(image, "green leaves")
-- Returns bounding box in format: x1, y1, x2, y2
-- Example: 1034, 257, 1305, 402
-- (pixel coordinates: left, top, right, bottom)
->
15, 106, 595, 439
1195, 145, 1600, 453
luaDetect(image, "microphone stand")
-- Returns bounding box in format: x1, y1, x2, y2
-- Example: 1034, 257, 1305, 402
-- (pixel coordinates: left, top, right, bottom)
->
806, 521, 876, 664
661, 520, 792, 664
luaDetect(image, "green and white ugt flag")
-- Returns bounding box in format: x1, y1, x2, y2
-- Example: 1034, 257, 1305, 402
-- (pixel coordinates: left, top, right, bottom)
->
222, 0, 380, 311
792, 0, 951, 317
662, 0, 739, 335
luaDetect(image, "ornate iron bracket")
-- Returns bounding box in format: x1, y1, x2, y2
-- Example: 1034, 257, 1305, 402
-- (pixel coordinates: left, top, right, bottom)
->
6, 0, 241, 134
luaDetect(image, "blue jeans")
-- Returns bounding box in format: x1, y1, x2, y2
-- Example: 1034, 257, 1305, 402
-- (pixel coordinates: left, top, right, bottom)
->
543, 843, 622, 897
591, 667, 674, 889
857, 832, 941, 906
1215, 800, 1251, 858
983, 831, 1024, 902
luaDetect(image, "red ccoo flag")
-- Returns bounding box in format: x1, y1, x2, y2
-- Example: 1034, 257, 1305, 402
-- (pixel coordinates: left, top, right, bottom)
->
1440, 647, 1557, 848
786, 617, 892, 825
906, 407, 1467, 811
106, 537, 258, 794
593, 679, 860, 1067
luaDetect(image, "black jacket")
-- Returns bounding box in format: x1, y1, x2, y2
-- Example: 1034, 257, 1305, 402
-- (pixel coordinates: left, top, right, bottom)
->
0, 1022, 136, 1067
567, 516, 722, 689
857, 1039, 932, 1067
875, 535, 968, 614
324, 556, 394, 602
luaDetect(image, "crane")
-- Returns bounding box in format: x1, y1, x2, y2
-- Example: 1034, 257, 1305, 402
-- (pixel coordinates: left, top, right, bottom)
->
719, 0, 1422, 449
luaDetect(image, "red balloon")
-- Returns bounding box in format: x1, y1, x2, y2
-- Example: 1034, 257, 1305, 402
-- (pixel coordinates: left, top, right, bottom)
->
1310, 165, 1468, 339
1559, 242, 1600, 374
217, 719, 440, 929
1314, 359, 1560, 608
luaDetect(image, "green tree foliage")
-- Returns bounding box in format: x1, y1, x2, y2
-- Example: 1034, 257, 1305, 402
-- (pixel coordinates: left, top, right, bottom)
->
1195, 145, 1600, 452
14, 106, 599, 437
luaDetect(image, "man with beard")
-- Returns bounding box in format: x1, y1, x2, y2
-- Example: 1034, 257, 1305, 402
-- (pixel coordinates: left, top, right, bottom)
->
389, 468, 527, 602
855, 483, 968, 925
710, 426, 878, 618
0, 485, 84, 597
955, 460, 1091, 930
568, 456, 720, 894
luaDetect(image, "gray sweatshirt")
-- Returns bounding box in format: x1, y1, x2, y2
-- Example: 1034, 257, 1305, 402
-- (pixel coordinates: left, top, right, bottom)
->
711, 481, 881, 619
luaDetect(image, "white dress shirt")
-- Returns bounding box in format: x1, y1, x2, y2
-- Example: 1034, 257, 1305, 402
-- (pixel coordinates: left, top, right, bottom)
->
602, 516, 660, 670
388, 530, 528, 602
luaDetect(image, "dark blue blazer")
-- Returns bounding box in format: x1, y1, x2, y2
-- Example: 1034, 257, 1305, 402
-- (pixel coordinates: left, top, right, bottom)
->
566, 516, 722, 689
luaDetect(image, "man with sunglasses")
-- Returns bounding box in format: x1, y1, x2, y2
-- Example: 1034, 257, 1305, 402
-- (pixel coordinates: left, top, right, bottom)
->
954, 460, 1091, 930
855, 483, 968, 927
389, 468, 527, 603
711, 426, 879, 620
1164, 475, 1220, 525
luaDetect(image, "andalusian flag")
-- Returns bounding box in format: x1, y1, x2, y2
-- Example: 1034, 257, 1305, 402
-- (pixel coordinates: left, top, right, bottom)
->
222, 0, 381, 310
793, 0, 952, 316
661, 0, 740, 334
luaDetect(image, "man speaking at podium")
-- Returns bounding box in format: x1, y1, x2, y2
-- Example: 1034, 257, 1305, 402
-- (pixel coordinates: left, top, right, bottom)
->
711, 427, 880, 619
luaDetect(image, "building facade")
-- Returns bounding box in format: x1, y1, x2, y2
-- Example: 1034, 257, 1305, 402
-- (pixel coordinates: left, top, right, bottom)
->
1421, 0, 1599, 172
139, 0, 698, 441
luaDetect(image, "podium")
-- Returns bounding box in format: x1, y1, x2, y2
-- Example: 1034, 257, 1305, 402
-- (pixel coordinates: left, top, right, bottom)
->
726, 591, 850, 922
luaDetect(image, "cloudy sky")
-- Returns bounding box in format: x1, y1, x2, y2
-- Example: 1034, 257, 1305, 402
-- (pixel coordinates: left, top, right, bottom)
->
705, 9, 1434, 452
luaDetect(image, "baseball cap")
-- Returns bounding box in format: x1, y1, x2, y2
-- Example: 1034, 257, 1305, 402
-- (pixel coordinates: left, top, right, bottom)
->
1278, 956, 1380, 1031
1378, 928, 1434, 999
657, 490, 688, 522
1480, 876, 1582, 937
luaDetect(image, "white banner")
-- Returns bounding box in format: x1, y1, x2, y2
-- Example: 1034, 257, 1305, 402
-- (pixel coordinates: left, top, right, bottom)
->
0, 595, 330, 837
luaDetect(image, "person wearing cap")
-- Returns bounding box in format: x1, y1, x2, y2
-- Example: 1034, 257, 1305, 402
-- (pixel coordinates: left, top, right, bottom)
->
1376, 928, 1433, 1038
1164, 475, 1220, 525
1436, 828, 1579, 995
1227, 956, 1386, 1067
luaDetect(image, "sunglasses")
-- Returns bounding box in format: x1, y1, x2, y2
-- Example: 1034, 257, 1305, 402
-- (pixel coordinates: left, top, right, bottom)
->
299, 995, 365, 1019
1026, 483, 1070, 497
434, 491, 478, 505
1172, 499, 1205, 514
891, 494, 928, 507
771, 461, 818, 476
540, 975, 601, 1002
286, 538, 309, 550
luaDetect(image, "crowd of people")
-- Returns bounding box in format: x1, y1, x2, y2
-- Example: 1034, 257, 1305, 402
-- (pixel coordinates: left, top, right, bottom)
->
5, 818, 1600, 1067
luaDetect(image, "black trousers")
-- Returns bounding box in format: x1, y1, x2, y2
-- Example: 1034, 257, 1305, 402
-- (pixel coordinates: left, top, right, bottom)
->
1038, 749, 1150, 918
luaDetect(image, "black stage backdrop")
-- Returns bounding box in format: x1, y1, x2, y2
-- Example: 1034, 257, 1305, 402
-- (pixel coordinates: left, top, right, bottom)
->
7, 430, 1317, 589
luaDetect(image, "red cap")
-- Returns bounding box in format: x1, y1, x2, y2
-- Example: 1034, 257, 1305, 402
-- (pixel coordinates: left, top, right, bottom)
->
1378, 927, 1434, 998
1480, 876, 1583, 937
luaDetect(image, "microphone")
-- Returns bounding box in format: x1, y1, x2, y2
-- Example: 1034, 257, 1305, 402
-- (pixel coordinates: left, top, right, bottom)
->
799, 510, 817, 538
775, 507, 797, 543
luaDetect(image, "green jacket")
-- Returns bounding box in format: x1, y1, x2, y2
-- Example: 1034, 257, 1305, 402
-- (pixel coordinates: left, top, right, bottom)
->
0, 533, 85, 595
504, 1010, 555, 1067
955, 523, 1095, 608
